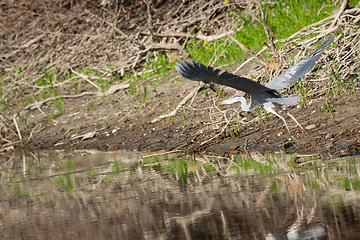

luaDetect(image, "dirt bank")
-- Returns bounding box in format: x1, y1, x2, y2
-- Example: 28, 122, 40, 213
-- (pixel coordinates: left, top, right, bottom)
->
25, 74, 360, 157
1, 0, 359, 157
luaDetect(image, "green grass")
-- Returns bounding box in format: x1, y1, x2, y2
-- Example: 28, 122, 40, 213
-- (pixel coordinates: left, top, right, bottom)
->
85, 99, 95, 110
294, 79, 313, 104
322, 103, 334, 115
123, 53, 174, 105
6, 1, 343, 110
186, 0, 337, 67
256, 109, 268, 130
227, 121, 242, 137
349, 0, 360, 8
4, 0, 357, 137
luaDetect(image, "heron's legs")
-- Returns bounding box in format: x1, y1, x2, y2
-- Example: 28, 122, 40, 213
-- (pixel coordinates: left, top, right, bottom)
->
263, 105, 293, 139
285, 112, 310, 137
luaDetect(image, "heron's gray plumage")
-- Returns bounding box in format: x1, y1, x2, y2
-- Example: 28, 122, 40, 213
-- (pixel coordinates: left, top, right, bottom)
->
266, 35, 334, 90
265, 96, 301, 106
175, 35, 334, 138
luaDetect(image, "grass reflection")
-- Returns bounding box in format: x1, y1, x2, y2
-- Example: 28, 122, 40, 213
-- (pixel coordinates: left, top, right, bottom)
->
2, 151, 360, 199
54, 174, 74, 194
1, 151, 360, 239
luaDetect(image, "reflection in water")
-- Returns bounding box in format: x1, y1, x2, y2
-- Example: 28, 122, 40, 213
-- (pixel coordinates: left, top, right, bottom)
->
0, 150, 360, 239
266, 225, 326, 240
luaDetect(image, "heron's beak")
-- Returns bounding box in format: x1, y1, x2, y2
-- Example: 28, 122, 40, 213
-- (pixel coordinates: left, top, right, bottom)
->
218, 102, 224, 106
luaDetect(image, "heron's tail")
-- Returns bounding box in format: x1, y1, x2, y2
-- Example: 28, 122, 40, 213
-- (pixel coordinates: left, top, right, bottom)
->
266, 96, 301, 106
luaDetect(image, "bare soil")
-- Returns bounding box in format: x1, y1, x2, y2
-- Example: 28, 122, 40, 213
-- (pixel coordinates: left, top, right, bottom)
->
26, 75, 360, 157
1, 0, 359, 157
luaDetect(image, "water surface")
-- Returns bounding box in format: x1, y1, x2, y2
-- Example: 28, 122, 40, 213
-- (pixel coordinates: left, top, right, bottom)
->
1, 150, 360, 239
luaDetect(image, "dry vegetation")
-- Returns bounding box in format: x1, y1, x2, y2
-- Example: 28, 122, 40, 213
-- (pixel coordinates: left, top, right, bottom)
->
0, 0, 359, 155
1, 0, 234, 74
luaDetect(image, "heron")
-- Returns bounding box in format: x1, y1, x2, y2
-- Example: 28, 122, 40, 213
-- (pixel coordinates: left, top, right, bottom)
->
175, 35, 334, 139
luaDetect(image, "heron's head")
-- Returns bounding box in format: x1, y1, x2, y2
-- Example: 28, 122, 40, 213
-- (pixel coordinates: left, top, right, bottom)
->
218, 95, 244, 105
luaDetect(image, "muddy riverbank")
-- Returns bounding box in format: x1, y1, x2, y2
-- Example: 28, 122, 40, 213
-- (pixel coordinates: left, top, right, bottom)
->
1, 1, 359, 157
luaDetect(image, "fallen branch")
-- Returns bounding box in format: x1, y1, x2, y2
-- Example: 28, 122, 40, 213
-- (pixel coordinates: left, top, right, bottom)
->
151, 83, 205, 123
245, 1, 276, 54
87, 10, 128, 38
143, 0, 154, 31
13, 117, 23, 146
228, 35, 266, 65
330, 0, 348, 28
317, 0, 339, 15
24, 83, 129, 111
141, 42, 189, 56
274, 8, 359, 44
143, 149, 182, 158
233, 8, 359, 72
234, 46, 268, 73
70, 68, 101, 91
24, 92, 97, 110
147, 30, 235, 43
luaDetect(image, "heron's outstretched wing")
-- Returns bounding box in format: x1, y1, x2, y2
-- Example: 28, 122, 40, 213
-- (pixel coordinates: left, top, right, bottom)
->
265, 96, 300, 106
266, 35, 334, 90
175, 61, 273, 95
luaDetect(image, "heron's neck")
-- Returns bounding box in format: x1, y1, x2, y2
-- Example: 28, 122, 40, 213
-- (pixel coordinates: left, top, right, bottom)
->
238, 97, 251, 111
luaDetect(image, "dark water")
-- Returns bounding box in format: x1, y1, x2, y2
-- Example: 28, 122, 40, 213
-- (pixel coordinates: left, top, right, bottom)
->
1, 150, 360, 239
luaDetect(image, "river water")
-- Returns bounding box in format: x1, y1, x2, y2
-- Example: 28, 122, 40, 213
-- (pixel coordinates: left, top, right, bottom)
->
1, 150, 360, 239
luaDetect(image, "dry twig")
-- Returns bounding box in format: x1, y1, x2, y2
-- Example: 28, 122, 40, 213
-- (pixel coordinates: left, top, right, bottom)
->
228, 35, 265, 65
244, 0, 276, 54
151, 83, 205, 123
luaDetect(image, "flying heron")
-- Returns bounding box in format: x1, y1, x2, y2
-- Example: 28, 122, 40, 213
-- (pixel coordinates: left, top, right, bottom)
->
175, 35, 334, 138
